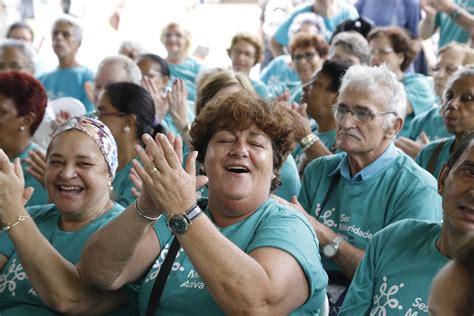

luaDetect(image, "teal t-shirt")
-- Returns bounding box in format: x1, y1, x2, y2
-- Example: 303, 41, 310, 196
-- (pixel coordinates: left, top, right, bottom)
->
260, 55, 301, 98
290, 86, 303, 104
339, 219, 448, 316
169, 58, 204, 102
38, 66, 95, 112
407, 106, 451, 141
274, 154, 301, 201
298, 150, 442, 272
112, 160, 136, 208
0, 203, 125, 314
400, 73, 436, 138
251, 79, 272, 99
133, 198, 328, 315
415, 136, 455, 179
16, 143, 48, 207
293, 128, 337, 173
435, 0, 474, 48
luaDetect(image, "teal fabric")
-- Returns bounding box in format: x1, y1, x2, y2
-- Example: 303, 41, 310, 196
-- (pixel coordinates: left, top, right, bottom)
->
16, 143, 48, 207
290, 86, 303, 104
0, 203, 125, 314
415, 136, 455, 179
260, 55, 301, 98
273, 1, 358, 44
435, 0, 474, 48
298, 149, 442, 273
274, 154, 301, 201
112, 160, 135, 207
292, 127, 336, 172
407, 106, 451, 141
134, 198, 328, 315
339, 219, 448, 316
38, 66, 95, 112
169, 58, 204, 102
251, 79, 272, 99
400, 73, 436, 138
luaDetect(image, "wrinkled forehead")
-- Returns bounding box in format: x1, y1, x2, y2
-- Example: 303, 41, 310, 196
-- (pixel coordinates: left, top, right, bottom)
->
338, 84, 389, 110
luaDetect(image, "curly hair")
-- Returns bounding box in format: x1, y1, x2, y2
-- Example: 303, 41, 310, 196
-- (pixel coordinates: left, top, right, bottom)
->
191, 91, 294, 191
289, 32, 328, 59
228, 32, 263, 65
0, 71, 47, 135
367, 26, 419, 72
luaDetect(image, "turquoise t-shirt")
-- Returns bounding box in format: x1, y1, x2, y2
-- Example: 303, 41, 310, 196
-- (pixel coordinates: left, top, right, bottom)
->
400, 73, 436, 138
293, 128, 337, 173
16, 143, 48, 207
260, 55, 301, 98
169, 58, 204, 102
133, 197, 328, 315
273, 1, 358, 44
407, 106, 451, 141
339, 219, 448, 316
298, 148, 442, 273
435, 0, 474, 48
274, 154, 301, 201
0, 203, 125, 315
251, 79, 272, 99
415, 136, 455, 179
38, 66, 94, 112
112, 160, 136, 208
290, 86, 303, 104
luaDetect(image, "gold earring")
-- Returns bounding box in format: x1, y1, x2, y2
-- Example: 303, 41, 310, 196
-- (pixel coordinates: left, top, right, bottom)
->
19, 126, 25, 131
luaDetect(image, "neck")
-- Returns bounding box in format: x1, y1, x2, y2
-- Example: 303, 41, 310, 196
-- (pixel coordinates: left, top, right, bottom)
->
58, 55, 79, 68
5, 137, 30, 160
437, 226, 463, 258
167, 52, 186, 64
394, 69, 404, 81
117, 138, 139, 171
314, 115, 335, 133
208, 195, 267, 227
347, 140, 391, 175
314, 0, 335, 16
60, 199, 114, 232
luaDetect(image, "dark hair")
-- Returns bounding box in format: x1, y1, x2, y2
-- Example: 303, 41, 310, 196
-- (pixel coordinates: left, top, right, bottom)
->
0, 71, 47, 135
367, 26, 419, 72
104, 82, 165, 140
191, 91, 294, 191
318, 59, 351, 92
289, 32, 329, 58
445, 133, 474, 173
137, 53, 170, 77
7, 22, 35, 41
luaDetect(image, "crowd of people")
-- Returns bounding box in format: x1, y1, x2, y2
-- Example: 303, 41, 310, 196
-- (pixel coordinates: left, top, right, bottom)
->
0, 0, 473, 315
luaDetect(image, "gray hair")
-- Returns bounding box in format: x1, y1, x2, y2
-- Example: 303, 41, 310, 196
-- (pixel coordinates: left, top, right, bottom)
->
97, 55, 142, 84
288, 12, 327, 39
445, 65, 474, 96
339, 64, 407, 129
329, 31, 370, 64
53, 16, 83, 43
0, 39, 37, 74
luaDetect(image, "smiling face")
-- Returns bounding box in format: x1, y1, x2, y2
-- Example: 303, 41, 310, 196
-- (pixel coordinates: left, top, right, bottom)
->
229, 39, 257, 75
45, 130, 112, 219
292, 46, 322, 83
204, 125, 274, 215
442, 75, 474, 136
163, 25, 187, 56
137, 58, 168, 91
369, 36, 403, 73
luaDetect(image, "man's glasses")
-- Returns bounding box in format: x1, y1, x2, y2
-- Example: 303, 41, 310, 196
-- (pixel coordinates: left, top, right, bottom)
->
332, 103, 397, 122
293, 52, 316, 63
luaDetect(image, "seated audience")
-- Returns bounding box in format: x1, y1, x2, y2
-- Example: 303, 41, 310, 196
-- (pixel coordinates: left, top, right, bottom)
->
328, 31, 370, 65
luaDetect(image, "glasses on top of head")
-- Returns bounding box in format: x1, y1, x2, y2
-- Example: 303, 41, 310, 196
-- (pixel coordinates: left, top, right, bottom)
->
370, 48, 395, 56
87, 110, 128, 119
332, 103, 397, 122
293, 52, 316, 63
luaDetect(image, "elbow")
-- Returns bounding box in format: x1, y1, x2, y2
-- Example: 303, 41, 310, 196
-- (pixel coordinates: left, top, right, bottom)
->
43, 293, 85, 315
77, 262, 122, 291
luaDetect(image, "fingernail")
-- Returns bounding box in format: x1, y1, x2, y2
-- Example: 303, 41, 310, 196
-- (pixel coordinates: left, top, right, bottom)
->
135, 145, 142, 152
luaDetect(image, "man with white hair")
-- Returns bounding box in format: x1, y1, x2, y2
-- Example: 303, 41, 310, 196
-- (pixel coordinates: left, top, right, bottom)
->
38, 17, 94, 112
294, 65, 443, 315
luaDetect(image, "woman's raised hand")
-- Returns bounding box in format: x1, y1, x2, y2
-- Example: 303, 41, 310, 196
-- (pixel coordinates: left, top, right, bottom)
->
168, 79, 189, 132
26, 149, 47, 186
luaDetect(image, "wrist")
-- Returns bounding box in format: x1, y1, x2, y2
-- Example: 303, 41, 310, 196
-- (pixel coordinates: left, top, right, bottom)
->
134, 199, 161, 222
300, 133, 319, 152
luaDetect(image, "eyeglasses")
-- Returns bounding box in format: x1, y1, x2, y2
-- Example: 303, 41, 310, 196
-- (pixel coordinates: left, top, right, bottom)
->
333, 103, 397, 122
370, 48, 395, 56
230, 49, 255, 59
87, 110, 128, 119
293, 52, 316, 63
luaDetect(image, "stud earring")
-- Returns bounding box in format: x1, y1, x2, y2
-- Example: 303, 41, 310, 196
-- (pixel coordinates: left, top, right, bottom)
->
122, 126, 130, 133
19, 126, 25, 131
108, 182, 113, 191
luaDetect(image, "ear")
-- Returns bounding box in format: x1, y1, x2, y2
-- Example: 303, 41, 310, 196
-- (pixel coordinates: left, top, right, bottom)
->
161, 75, 169, 87
385, 117, 403, 139
438, 163, 449, 195
227, 48, 232, 58
21, 112, 36, 130
396, 52, 405, 68
123, 114, 137, 130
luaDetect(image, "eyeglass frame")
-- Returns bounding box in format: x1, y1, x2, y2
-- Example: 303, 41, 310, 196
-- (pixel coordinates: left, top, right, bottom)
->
87, 110, 129, 119
332, 102, 397, 122
370, 47, 396, 56
292, 52, 317, 64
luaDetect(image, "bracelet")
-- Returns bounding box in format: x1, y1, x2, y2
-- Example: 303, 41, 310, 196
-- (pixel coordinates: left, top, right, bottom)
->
134, 200, 160, 221
1, 215, 30, 232
300, 133, 319, 152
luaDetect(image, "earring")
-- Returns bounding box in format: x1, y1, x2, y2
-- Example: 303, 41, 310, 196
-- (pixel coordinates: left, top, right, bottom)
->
19, 126, 25, 131
122, 126, 130, 133
108, 182, 113, 191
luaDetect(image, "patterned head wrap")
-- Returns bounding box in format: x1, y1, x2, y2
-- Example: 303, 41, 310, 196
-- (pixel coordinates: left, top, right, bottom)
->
49, 116, 118, 178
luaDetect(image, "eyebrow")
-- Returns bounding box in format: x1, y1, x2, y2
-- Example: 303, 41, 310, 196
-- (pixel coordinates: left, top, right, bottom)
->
48, 153, 94, 160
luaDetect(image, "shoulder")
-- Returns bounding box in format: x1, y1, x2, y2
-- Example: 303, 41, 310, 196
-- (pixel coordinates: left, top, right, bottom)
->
306, 152, 345, 173
392, 151, 438, 187
336, 0, 359, 15
419, 137, 454, 158
402, 73, 432, 86
26, 204, 59, 222
372, 218, 441, 247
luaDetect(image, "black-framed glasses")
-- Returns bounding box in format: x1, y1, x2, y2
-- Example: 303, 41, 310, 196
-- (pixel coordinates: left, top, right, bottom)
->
332, 103, 397, 122
87, 110, 128, 119
293, 52, 316, 63
370, 48, 395, 56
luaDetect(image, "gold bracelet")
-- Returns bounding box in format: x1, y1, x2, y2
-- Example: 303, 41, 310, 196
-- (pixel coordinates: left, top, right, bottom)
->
134, 200, 160, 221
1, 215, 30, 232
300, 133, 319, 152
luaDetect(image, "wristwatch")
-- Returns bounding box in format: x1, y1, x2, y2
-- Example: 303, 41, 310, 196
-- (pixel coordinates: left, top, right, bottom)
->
167, 204, 202, 235
322, 236, 344, 258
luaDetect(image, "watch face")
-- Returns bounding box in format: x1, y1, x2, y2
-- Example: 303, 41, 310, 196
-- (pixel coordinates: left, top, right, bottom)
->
323, 244, 337, 258
168, 215, 189, 234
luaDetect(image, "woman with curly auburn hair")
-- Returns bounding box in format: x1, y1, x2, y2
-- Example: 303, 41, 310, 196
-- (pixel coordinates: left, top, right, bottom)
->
80, 90, 328, 315
368, 26, 436, 137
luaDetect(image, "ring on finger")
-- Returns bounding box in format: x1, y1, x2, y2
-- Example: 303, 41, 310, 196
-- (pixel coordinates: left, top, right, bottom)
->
150, 167, 159, 174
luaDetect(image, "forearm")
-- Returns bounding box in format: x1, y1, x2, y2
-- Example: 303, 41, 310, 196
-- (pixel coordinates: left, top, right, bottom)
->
419, 14, 437, 39
304, 140, 333, 162
8, 212, 126, 314
80, 204, 159, 290
449, 7, 474, 32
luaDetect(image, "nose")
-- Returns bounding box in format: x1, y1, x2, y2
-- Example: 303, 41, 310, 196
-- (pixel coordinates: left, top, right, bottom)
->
370, 55, 379, 66
59, 164, 78, 179
229, 139, 249, 158
337, 111, 357, 128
